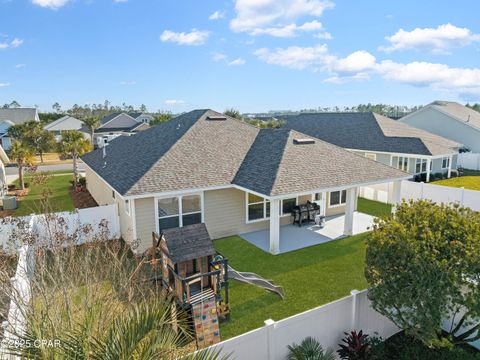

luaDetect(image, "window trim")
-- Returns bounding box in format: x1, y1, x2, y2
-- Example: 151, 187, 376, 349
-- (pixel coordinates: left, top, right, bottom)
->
392, 156, 409, 172
245, 193, 298, 224
414, 158, 428, 174
364, 153, 377, 161
441, 156, 450, 169
155, 192, 204, 233
328, 190, 347, 208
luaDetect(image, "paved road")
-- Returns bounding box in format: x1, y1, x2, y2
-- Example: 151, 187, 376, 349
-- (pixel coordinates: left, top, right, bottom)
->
5, 161, 85, 175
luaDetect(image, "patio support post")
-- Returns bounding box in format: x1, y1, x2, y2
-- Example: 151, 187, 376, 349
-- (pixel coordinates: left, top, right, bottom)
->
426, 158, 432, 182
269, 199, 280, 255
392, 180, 402, 213
343, 188, 356, 236
447, 155, 452, 178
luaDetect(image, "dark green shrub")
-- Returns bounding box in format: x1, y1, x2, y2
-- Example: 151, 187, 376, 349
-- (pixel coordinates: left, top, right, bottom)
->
450, 170, 459, 178
338, 330, 373, 359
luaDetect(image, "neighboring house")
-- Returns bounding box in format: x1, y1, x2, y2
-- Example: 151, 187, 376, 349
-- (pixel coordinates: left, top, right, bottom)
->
0, 108, 40, 150
94, 112, 149, 147
0, 145, 9, 197
44, 115, 90, 141
128, 112, 154, 124
280, 112, 461, 182
82, 109, 408, 255
398, 101, 480, 153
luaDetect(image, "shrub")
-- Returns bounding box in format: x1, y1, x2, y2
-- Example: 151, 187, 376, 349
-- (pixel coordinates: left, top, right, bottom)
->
337, 330, 373, 360
450, 169, 459, 178
78, 176, 86, 186
287, 337, 336, 360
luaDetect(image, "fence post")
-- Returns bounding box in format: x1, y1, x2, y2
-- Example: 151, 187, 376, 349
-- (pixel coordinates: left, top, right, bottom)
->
264, 319, 276, 360
460, 187, 465, 207
420, 182, 425, 199
350, 289, 360, 330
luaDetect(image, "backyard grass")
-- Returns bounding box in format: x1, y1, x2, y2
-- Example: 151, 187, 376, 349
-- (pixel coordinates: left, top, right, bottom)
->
433, 176, 480, 191
14, 174, 75, 216
214, 233, 368, 339
357, 197, 392, 217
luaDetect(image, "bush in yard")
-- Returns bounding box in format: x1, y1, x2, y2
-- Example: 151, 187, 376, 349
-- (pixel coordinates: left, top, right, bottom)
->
337, 330, 373, 359
451, 169, 459, 178
365, 200, 480, 348
287, 337, 336, 360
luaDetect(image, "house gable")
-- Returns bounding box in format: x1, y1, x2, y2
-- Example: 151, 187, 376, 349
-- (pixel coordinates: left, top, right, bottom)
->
100, 113, 139, 129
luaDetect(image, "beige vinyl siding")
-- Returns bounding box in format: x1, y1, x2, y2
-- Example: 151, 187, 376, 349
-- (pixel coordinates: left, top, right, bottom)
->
298, 194, 312, 204
204, 188, 290, 240
85, 167, 115, 205
134, 197, 156, 253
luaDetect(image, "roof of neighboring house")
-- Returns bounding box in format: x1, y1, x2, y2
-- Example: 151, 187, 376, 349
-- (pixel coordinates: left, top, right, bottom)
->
94, 123, 146, 133
0, 120, 14, 135
161, 223, 215, 264
44, 115, 86, 132
0, 108, 39, 125
82, 109, 408, 198
0, 145, 9, 164
279, 112, 460, 156
419, 101, 480, 131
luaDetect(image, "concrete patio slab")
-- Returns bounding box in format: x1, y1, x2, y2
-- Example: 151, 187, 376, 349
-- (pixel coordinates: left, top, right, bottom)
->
240, 211, 375, 254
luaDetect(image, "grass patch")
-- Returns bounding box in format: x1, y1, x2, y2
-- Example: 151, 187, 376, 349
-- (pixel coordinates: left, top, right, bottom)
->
357, 197, 392, 217
14, 174, 75, 216
433, 176, 480, 191
214, 233, 368, 339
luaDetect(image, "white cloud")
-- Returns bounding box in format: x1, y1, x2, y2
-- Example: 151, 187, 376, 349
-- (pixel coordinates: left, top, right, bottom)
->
32, 0, 70, 9
379, 23, 480, 53
160, 29, 209, 46
230, 0, 334, 37
254, 43, 480, 97
15, 64, 26, 68
0, 38, 24, 49
0, 83, 11, 88
228, 58, 246, 66
120, 80, 136, 85
114, 0, 128, 2
165, 99, 186, 106
209, 10, 225, 20
249, 20, 330, 38
211, 52, 227, 61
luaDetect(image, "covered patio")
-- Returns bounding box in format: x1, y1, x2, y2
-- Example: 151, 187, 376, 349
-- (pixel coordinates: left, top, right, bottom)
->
241, 211, 375, 254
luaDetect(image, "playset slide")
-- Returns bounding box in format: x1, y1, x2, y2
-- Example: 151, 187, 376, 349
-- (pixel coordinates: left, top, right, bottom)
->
227, 265, 285, 299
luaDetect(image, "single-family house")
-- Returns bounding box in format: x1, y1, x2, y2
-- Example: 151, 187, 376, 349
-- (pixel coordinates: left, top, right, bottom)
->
128, 112, 155, 124
0, 108, 40, 150
280, 112, 461, 182
82, 109, 408, 255
94, 112, 149, 147
44, 115, 90, 141
398, 101, 480, 153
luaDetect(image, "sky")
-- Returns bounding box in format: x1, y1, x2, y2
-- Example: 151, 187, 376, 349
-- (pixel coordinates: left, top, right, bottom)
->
1, 0, 480, 113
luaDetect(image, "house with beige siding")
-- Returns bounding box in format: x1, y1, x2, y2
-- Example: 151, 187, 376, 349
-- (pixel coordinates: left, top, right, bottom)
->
82, 109, 409, 255
280, 112, 461, 182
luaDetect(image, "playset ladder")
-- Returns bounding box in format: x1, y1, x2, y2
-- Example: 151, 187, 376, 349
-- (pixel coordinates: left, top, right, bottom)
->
191, 296, 221, 348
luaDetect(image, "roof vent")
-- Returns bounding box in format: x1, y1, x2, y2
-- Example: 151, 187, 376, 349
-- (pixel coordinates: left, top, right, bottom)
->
293, 138, 315, 145
207, 115, 227, 121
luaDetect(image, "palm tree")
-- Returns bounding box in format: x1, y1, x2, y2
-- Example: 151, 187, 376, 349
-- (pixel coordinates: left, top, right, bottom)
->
81, 116, 101, 144
60, 130, 92, 186
9, 140, 35, 190
287, 337, 336, 360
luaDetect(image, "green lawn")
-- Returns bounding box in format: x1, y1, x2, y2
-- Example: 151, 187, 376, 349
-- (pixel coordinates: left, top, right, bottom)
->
433, 176, 480, 191
14, 174, 75, 216
357, 197, 392, 217
214, 233, 368, 339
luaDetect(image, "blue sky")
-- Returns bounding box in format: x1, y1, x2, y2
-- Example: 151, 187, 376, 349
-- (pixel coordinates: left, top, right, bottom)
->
1, 0, 479, 112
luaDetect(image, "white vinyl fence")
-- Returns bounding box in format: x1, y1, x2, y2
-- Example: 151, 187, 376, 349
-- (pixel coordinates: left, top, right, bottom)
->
360, 180, 480, 212
457, 153, 480, 170
211, 290, 400, 360
0, 204, 120, 255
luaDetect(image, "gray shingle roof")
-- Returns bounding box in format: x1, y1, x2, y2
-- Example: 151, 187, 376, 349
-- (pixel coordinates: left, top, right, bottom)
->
429, 101, 480, 131
280, 112, 458, 156
0, 108, 39, 124
162, 223, 215, 264
82, 109, 408, 198
235, 128, 408, 196
44, 115, 85, 132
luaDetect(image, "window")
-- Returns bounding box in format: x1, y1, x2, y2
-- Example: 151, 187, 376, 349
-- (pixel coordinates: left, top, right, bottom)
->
247, 193, 270, 222
392, 156, 408, 171
415, 159, 427, 174
112, 190, 116, 199
442, 157, 450, 169
314, 192, 323, 201
281, 198, 297, 215
157, 194, 202, 231
329, 190, 347, 207
125, 199, 130, 215
365, 153, 376, 161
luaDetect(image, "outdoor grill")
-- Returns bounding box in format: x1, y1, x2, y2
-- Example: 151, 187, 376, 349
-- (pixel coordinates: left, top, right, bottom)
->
291, 201, 321, 227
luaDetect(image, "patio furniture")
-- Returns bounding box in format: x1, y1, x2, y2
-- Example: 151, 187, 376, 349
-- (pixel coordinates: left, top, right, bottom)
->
291, 201, 320, 227
314, 214, 326, 228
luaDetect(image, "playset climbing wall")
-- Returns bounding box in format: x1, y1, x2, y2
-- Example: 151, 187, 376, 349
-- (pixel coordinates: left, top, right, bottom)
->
192, 297, 221, 348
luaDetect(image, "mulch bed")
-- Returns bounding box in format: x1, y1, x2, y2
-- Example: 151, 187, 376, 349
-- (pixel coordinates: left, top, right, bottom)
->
0, 189, 30, 218
70, 187, 98, 209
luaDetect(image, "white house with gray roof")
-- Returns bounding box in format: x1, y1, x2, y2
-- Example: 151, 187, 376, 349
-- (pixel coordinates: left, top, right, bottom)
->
94, 112, 149, 147
399, 101, 480, 153
82, 109, 409, 255
281, 112, 461, 182
0, 108, 40, 150
44, 115, 90, 141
